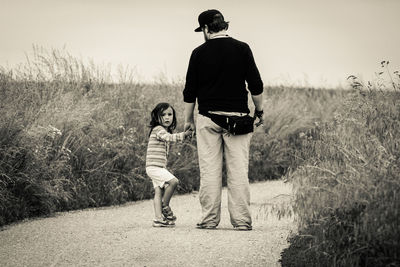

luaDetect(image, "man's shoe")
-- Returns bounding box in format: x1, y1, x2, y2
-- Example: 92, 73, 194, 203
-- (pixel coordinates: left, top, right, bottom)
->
196, 223, 217, 230
234, 225, 252, 231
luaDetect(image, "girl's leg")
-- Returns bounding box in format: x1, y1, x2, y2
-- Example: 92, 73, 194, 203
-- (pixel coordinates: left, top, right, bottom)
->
153, 187, 163, 219
162, 178, 179, 206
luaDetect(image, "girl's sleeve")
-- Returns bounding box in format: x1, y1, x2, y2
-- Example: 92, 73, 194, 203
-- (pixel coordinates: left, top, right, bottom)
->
154, 127, 185, 143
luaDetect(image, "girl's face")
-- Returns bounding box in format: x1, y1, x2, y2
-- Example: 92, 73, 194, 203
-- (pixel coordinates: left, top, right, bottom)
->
160, 107, 174, 128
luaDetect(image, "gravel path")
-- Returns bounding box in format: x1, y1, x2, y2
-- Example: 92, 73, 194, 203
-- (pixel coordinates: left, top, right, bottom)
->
0, 180, 294, 267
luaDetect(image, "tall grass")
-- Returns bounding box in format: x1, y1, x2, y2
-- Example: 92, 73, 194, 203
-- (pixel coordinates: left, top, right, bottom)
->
281, 61, 400, 266
0, 47, 345, 226
0, 47, 196, 225
250, 86, 347, 179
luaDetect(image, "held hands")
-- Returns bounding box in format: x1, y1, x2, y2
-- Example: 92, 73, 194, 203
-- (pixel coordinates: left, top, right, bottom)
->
184, 122, 196, 139
254, 109, 264, 127
184, 128, 193, 138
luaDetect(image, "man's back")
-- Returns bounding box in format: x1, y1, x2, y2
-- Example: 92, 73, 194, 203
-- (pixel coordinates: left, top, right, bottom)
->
183, 9, 264, 231
184, 37, 263, 113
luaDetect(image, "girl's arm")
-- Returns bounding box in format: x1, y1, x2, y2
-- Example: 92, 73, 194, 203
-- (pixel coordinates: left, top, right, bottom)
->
155, 127, 186, 143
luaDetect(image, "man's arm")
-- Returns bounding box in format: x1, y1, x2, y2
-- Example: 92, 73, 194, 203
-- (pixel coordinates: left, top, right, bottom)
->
251, 93, 264, 126
245, 45, 263, 96
183, 50, 197, 135
184, 102, 196, 134
251, 93, 263, 112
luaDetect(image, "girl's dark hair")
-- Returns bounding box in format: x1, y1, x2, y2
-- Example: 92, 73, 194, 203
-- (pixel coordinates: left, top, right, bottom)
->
207, 14, 229, 33
148, 102, 177, 135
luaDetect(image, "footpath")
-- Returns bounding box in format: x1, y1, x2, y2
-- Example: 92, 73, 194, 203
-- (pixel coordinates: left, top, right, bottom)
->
0, 180, 295, 267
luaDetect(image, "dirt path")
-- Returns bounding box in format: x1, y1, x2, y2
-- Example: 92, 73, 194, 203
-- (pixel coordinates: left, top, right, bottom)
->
0, 180, 295, 267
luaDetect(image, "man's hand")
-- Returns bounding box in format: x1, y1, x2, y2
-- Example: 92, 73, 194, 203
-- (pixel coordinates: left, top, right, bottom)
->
184, 128, 193, 138
184, 122, 196, 138
254, 109, 264, 127
184, 102, 196, 138
251, 93, 264, 127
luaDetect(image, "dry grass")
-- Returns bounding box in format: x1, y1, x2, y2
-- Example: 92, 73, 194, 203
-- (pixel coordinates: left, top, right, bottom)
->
0, 47, 345, 228
281, 61, 400, 266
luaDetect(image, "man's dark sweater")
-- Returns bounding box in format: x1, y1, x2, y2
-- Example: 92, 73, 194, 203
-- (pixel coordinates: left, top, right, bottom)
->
183, 37, 263, 114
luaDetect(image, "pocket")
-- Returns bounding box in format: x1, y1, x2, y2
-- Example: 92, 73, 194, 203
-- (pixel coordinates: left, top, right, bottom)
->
196, 114, 208, 130
198, 114, 224, 133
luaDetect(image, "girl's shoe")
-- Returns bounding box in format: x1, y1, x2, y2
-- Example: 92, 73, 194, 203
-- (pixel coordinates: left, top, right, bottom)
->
153, 218, 175, 227
162, 206, 177, 221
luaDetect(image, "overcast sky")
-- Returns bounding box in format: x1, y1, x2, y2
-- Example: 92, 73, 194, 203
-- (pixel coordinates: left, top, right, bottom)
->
1, 0, 399, 88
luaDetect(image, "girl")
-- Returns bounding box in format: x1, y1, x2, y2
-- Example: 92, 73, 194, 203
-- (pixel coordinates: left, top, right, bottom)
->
145, 103, 192, 227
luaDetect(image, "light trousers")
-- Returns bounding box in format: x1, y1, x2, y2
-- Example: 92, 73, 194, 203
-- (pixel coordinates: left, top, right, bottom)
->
196, 114, 252, 228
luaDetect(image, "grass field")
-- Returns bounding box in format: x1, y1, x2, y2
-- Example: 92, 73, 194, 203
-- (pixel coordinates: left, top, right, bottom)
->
1, 49, 398, 266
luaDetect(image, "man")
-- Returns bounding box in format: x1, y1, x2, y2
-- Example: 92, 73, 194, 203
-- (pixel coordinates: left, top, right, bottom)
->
183, 9, 264, 230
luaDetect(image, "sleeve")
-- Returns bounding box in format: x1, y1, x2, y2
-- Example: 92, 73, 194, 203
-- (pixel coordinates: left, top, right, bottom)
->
183, 51, 198, 103
154, 126, 185, 143
245, 44, 264, 95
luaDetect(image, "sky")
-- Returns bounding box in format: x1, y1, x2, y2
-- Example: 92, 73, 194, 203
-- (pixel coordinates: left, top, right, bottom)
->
1, 0, 399, 88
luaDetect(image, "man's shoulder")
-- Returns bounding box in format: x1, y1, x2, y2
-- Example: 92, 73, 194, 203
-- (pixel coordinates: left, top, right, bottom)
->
229, 38, 250, 49
192, 37, 249, 53
192, 42, 207, 53
229, 37, 246, 44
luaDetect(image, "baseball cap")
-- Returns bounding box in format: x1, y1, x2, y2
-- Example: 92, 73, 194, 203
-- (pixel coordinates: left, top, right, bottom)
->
194, 9, 224, 32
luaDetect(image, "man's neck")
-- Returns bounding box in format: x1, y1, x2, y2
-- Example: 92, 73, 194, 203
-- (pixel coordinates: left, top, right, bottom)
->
209, 30, 229, 39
